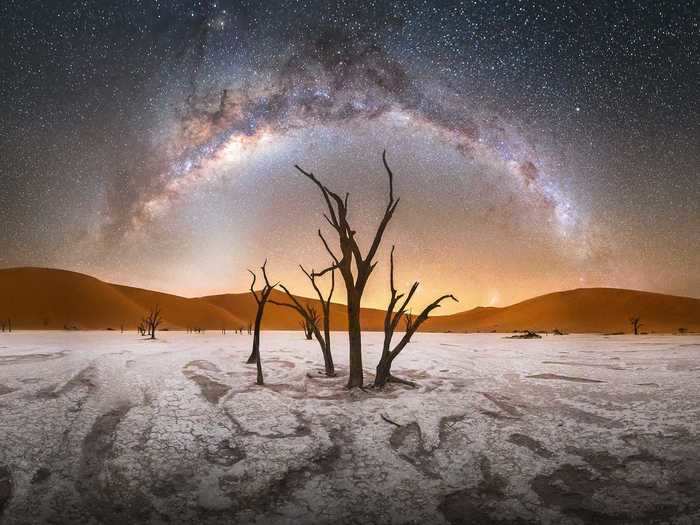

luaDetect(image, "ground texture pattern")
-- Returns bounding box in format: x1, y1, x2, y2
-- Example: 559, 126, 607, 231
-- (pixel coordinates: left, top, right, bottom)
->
1, 332, 699, 524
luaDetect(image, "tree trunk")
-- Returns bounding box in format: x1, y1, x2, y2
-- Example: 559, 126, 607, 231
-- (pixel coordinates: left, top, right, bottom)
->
247, 308, 264, 364
374, 354, 392, 387
308, 320, 335, 377
255, 346, 264, 385
346, 292, 363, 388
322, 307, 334, 376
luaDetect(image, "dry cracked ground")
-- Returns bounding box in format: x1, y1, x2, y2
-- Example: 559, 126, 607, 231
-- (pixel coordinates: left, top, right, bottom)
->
0, 331, 699, 524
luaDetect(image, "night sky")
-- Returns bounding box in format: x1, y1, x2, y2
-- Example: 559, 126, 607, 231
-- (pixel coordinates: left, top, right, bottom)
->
1, 1, 698, 312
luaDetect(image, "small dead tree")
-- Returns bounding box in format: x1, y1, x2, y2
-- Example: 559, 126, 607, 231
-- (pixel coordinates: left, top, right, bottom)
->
299, 304, 319, 340
629, 316, 641, 335
296, 151, 398, 388
246, 260, 278, 385
302, 265, 336, 376
137, 318, 147, 336
374, 246, 458, 388
270, 267, 336, 376
304, 303, 321, 341
146, 305, 163, 339
404, 311, 414, 332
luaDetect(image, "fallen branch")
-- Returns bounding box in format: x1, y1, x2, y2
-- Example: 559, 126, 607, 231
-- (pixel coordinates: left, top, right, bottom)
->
387, 374, 417, 388
381, 414, 402, 427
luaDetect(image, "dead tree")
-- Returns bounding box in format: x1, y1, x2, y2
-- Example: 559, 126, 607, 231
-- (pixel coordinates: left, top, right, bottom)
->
404, 311, 414, 332
374, 246, 457, 388
137, 318, 147, 336
296, 151, 398, 388
246, 260, 277, 385
629, 316, 642, 335
299, 304, 319, 341
270, 267, 336, 376
302, 265, 336, 375
146, 305, 163, 339
300, 303, 320, 340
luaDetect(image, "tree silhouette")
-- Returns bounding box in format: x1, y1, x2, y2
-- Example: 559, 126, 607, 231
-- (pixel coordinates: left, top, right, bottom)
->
374, 246, 457, 388
246, 260, 277, 385
270, 267, 336, 376
296, 151, 398, 388
629, 316, 642, 335
301, 265, 336, 376
299, 303, 319, 340
145, 305, 163, 339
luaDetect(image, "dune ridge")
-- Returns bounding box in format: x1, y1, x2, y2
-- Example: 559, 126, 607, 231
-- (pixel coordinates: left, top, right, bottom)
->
0, 267, 697, 333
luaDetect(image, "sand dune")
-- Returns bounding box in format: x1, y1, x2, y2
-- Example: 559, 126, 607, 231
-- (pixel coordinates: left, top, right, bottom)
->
0, 267, 697, 333
423, 287, 700, 333
0, 268, 244, 330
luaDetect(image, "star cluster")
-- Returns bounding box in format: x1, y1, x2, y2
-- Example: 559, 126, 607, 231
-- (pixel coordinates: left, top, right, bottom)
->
1, 1, 698, 310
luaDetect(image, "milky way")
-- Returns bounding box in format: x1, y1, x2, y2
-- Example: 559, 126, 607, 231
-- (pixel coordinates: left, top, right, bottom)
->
1, 1, 698, 309
128, 32, 574, 237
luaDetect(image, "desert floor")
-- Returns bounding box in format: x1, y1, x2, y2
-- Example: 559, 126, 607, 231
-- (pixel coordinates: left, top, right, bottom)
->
0, 331, 699, 524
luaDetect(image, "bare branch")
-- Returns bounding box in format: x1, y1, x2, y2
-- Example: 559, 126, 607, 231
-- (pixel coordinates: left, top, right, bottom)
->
389, 293, 458, 360
269, 298, 303, 313
389, 245, 396, 295
328, 267, 335, 303
382, 149, 394, 203
276, 284, 308, 313
260, 259, 272, 288
318, 230, 340, 264
361, 151, 400, 272
387, 375, 417, 388
295, 165, 340, 228
397, 281, 419, 314
248, 269, 261, 304
380, 413, 402, 427
322, 213, 340, 232
312, 263, 341, 278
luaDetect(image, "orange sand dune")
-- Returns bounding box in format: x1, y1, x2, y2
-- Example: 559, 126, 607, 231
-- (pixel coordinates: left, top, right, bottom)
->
423, 288, 700, 333
0, 268, 697, 333
0, 268, 244, 330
